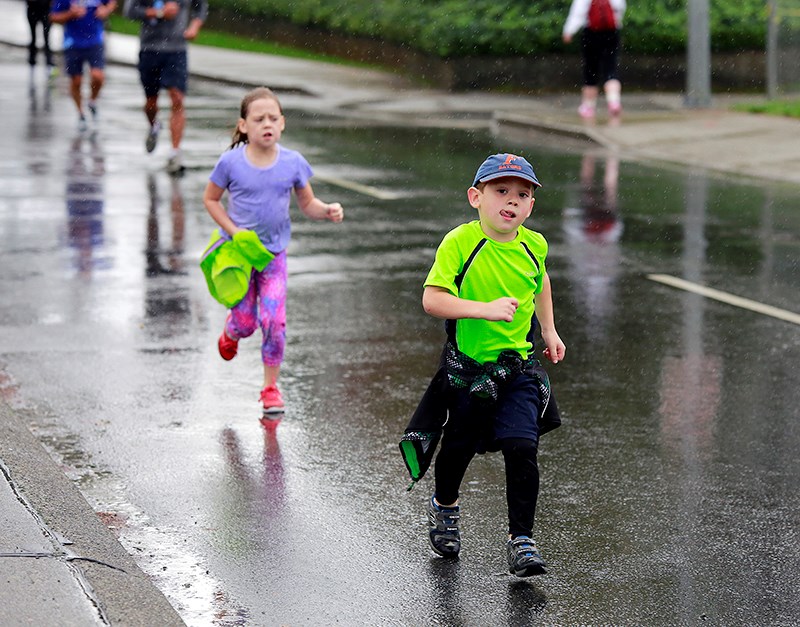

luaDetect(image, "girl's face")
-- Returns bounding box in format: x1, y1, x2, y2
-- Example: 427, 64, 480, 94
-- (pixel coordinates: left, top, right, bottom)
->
238, 97, 285, 150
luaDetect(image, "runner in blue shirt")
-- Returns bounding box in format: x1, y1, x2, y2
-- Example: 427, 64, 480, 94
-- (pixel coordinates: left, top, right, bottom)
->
50, 0, 117, 130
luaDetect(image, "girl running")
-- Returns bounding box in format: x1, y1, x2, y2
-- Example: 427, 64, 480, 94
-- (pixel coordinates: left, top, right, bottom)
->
203, 87, 344, 416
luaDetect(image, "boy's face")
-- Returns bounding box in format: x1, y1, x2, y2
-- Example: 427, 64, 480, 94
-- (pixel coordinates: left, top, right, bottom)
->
468, 176, 535, 242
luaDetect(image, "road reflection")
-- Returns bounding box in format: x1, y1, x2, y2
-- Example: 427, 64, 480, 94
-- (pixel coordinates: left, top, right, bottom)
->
213, 424, 290, 625
143, 173, 191, 340
65, 133, 108, 275
506, 579, 548, 623
219, 422, 287, 526
563, 151, 623, 340
659, 173, 720, 454
145, 173, 186, 277
425, 559, 468, 625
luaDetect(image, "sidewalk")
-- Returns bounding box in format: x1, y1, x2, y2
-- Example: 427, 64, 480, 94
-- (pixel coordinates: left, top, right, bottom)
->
2, 1, 800, 624
0, 402, 185, 626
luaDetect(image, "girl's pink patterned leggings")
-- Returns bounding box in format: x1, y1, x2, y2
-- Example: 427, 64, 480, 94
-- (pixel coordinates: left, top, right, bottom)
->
225, 251, 287, 367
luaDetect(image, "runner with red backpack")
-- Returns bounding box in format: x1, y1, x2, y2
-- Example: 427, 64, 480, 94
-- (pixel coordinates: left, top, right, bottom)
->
562, 0, 626, 119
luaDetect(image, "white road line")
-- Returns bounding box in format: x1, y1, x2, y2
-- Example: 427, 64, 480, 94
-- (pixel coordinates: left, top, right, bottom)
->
646, 274, 800, 326
313, 174, 405, 200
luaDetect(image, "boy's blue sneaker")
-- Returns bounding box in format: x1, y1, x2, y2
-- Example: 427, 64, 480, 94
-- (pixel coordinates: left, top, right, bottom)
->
507, 536, 547, 577
428, 496, 460, 558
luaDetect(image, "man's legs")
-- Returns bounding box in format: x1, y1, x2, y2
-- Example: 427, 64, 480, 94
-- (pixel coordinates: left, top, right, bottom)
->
142, 93, 161, 152
69, 74, 85, 119
144, 94, 159, 127
26, 5, 38, 67
88, 66, 105, 119
164, 87, 186, 173
138, 50, 163, 152
167, 87, 185, 151
42, 15, 54, 69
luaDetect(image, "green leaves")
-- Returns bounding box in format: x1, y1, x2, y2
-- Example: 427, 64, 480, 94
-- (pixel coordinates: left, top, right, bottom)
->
208, 0, 767, 58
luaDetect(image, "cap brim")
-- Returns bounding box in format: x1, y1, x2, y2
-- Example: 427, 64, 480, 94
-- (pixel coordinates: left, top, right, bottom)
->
474, 171, 542, 188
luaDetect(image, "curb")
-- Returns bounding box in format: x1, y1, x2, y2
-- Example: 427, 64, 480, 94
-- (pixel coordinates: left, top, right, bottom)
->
0, 401, 185, 626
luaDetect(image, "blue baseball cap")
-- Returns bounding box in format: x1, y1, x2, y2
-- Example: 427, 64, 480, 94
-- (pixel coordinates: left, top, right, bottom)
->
472, 153, 542, 189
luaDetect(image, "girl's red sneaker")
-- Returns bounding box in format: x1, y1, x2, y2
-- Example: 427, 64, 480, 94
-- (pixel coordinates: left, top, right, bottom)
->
260, 385, 285, 415
218, 332, 238, 360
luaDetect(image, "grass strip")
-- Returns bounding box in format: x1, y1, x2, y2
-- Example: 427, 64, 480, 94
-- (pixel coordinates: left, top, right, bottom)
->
106, 15, 383, 70
732, 99, 800, 119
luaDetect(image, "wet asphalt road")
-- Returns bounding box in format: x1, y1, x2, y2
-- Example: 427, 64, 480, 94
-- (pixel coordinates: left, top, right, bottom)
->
2, 47, 800, 626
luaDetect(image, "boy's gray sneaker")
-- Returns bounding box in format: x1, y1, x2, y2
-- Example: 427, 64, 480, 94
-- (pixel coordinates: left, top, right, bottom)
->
146, 120, 161, 153
428, 496, 460, 558
507, 536, 547, 577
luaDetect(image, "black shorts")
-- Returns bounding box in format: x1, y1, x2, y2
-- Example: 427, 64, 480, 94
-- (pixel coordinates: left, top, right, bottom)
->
138, 50, 188, 97
64, 45, 105, 76
447, 371, 542, 450
581, 28, 620, 86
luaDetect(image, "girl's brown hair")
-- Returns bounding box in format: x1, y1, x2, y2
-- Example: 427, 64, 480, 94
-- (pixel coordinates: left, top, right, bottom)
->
229, 87, 283, 148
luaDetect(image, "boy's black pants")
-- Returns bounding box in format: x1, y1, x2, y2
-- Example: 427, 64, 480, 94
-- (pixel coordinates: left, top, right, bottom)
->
433, 377, 541, 538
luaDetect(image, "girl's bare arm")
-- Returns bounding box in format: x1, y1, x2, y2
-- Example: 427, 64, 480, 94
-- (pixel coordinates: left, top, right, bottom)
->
203, 181, 242, 236
294, 183, 343, 222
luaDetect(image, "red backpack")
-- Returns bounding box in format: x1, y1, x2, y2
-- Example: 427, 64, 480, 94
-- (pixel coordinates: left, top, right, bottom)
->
588, 0, 617, 31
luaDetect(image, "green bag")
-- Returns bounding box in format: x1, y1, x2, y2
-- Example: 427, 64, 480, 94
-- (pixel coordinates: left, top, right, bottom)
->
200, 229, 275, 308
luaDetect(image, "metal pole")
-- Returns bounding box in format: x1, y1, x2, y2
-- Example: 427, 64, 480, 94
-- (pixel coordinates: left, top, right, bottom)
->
686, 0, 712, 108
766, 0, 778, 99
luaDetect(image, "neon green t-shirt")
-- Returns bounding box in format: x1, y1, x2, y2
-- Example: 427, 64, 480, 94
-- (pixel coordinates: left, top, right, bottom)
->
424, 220, 548, 364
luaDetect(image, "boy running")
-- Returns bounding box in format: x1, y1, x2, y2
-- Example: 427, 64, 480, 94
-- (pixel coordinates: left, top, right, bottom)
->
420, 153, 566, 577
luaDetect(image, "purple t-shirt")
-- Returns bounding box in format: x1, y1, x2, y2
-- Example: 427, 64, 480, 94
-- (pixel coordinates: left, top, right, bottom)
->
209, 144, 313, 253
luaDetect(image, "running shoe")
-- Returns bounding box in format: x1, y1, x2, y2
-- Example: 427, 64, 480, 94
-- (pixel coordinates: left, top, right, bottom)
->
507, 536, 547, 577
78, 115, 88, 133
218, 331, 238, 361
260, 385, 285, 415
578, 102, 596, 119
146, 120, 161, 153
608, 101, 623, 116
428, 496, 461, 558
166, 155, 185, 176
88, 100, 98, 122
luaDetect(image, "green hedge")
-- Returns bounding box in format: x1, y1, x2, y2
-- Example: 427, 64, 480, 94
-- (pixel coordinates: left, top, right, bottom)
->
211, 0, 766, 57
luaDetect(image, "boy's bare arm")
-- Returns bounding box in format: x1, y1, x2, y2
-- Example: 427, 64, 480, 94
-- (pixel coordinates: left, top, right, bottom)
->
423, 286, 518, 322
536, 273, 566, 364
